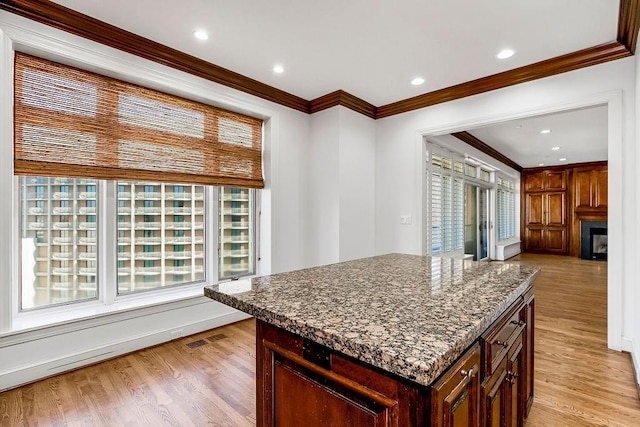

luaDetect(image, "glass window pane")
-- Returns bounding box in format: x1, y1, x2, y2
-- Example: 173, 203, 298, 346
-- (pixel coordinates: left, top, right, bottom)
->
464, 164, 476, 178
117, 181, 205, 294
19, 176, 98, 310
219, 187, 254, 279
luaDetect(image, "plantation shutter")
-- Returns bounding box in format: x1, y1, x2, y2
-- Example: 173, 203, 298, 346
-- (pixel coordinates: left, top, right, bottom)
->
14, 53, 264, 188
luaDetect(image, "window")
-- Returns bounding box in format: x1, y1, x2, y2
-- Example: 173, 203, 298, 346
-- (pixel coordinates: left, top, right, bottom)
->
219, 187, 255, 279
19, 177, 257, 310
497, 177, 516, 241
13, 53, 262, 315
427, 150, 464, 255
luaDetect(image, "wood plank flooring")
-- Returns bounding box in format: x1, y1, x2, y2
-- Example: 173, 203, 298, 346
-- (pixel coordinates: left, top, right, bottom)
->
1, 253, 639, 426
508, 254, 640, 427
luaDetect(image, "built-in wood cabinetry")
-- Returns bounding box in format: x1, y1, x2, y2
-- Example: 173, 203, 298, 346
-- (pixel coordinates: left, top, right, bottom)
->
431, 344, 481, 427
574, 166, 608, 212
522, 162, 607, 256
479, 294, 530, 427
522, 170, 569, 254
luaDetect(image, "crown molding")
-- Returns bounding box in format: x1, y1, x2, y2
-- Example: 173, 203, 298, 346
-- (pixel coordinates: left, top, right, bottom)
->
0, 0, 637, 172
0, 0, 310, 113
309, 90, 377, 119
376, 42, 631, 119
618, 0, 640, 54
451, 132, 522, 172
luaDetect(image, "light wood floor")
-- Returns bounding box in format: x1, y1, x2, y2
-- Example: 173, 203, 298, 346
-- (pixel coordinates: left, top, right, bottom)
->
1, 254, 639, 426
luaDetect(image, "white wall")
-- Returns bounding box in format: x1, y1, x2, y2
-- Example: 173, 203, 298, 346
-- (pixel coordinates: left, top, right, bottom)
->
632, 46, 640, 386
305, 108, 341, 266
375, 57, 636, 352
338, 107, 376, 262
0, 12, 311, 391
304, 106, 376, 267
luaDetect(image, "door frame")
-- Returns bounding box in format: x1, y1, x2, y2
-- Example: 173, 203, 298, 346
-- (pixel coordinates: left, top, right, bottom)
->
415, 90, 624, 352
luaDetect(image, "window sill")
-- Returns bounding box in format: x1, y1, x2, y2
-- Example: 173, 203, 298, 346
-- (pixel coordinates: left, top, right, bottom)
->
1, 278, 253, 343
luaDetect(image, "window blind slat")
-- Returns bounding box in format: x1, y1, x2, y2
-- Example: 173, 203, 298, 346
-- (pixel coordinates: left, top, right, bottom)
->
14, 53, 264, 188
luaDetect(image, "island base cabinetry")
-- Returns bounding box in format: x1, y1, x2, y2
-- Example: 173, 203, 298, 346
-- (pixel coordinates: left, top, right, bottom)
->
255, 290, 534, 427
430, 344, 481, 427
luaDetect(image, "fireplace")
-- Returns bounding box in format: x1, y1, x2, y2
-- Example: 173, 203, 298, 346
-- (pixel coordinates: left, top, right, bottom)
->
580, 221, 607, 261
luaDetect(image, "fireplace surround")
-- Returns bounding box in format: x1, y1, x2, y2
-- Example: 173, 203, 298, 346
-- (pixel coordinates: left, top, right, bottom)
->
580, 220, 607, 260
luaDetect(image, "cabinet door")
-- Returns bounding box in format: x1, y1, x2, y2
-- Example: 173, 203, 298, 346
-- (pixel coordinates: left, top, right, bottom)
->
593, 169, 607, 209
544, 228, 567, 253
545, 193, 566, 226
481, 359, 508, 427
574, 170, 593, 210
431, 344, 481, 427
523, 173, 544, 192
256, 320, 422, 427
523, 294, 535, 417
523, 227, 544, 251
545, 171, 567, 191
525, 194, 544, 225
506, 334, 524, 427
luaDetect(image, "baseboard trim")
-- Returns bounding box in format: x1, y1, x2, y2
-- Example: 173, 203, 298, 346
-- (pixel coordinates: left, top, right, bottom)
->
631, 339, 640, 399
0, 310, 250, 392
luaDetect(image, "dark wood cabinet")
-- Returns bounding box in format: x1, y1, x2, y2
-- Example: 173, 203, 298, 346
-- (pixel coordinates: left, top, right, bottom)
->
256, 289, 534, 427
480, 294, 532, 427
522, 289, 535, 415
431, 344, 481, 427
522, 170, 568, 254
257, 320, 424, 427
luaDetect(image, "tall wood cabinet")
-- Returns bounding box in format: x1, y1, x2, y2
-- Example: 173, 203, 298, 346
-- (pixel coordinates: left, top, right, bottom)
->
521, 162, 607, 257
522, 170, 568, 254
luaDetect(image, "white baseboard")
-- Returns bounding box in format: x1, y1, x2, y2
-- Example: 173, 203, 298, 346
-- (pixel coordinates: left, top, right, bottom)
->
496, 240, 521, 261
0, 311, 250, 392
631, 339, 640, 394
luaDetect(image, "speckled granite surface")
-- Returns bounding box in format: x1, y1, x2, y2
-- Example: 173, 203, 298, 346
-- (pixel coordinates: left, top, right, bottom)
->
204, 253, 539, 387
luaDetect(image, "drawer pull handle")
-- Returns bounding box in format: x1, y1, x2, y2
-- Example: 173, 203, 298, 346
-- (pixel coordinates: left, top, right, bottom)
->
459, 368, 474, 378
495, 340, 509, 348
510, 320, 525, 327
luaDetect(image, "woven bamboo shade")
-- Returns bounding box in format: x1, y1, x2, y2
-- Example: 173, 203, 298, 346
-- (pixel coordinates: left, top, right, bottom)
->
14, 53, 264, 188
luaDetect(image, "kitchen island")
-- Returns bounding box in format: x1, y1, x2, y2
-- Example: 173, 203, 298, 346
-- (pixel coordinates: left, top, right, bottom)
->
205, 253, 539, 426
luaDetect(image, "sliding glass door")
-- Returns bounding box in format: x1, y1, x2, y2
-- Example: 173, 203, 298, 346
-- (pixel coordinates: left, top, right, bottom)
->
465, 184, 490, 261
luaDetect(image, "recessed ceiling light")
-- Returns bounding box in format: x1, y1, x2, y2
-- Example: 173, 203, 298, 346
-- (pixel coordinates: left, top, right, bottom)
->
273, 64, 284, 74
411, 77, 425, 86
540, 129, 552, 134
559, 158, 567, 161
193, 30, 209, 41
497, 49, 515, 59
551, 146, 560, 151
539, 163, 545, 166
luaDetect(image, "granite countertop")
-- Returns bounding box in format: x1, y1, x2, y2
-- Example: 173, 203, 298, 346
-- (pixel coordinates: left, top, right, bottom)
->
204, 253, 539, 387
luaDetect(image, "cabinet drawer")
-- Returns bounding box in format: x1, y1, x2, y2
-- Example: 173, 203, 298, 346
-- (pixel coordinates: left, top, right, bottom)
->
481, 301, 525, 379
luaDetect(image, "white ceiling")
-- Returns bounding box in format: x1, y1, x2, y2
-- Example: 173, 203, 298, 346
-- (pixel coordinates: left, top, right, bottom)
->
50, 0, 617, 168
466, 105, 609, 169
52, 0, 619, 106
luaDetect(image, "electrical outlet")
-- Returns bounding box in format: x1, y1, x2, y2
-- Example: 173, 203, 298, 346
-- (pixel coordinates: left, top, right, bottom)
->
400, 215, 412, 225
170, 329, 183, 339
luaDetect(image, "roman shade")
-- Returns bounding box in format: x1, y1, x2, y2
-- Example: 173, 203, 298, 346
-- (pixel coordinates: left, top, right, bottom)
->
14, 53, 264, 188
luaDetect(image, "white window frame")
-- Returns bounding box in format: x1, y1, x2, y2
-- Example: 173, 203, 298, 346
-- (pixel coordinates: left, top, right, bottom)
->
496, 175, 517, 242
0, 16, 271, 334
425, 145, 466, 257
425, 141, 517, 260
